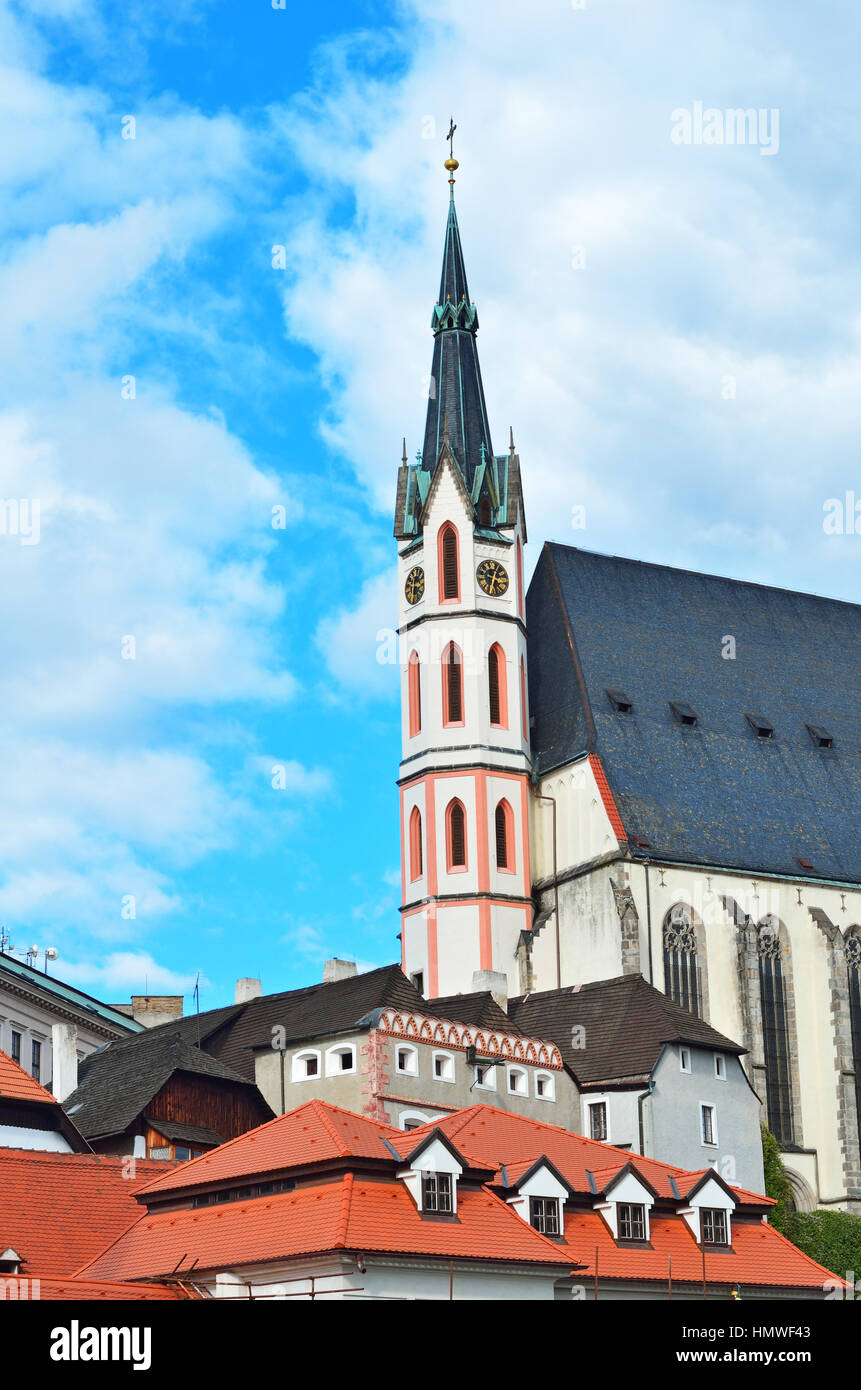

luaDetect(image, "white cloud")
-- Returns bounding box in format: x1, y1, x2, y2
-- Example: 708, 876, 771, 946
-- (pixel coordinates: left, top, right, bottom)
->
256, 758, 333, 797
60, 951, 205, 996
315, 569, 399, 698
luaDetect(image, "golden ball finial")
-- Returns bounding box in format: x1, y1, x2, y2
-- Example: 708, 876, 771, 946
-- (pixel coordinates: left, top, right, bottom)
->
444, 157, 459, 172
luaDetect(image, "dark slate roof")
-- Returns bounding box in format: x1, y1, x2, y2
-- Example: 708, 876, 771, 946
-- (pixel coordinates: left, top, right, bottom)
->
527, 543, 861, 883
509, 975, 745, 1085
144, 1117, 225, 1148
236, 965, 424, 1062
428, 991, 523, 1035
64, 1031, 263, 1140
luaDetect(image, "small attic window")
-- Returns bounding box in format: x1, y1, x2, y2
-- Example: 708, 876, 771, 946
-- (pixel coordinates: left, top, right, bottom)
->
669, 701, 698, 727
633, 834, 651, 849
606, 688, 633, 714
746, 713, 774, 739
806, 723, 834, 749
797, 856, 815, 872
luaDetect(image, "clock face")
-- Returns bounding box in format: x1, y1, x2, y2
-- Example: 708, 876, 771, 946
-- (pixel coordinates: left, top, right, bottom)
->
476, 558, 509, 598
404, 565, 425, 605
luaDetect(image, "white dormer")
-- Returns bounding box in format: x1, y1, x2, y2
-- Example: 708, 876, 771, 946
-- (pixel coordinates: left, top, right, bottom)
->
505, 1158, 570, 1237
677, 1171, 737, 1245
594, 1166, 656, 1241
399, 1133, 464, 1215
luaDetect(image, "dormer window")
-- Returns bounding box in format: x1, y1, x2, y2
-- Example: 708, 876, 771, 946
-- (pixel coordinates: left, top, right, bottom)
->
618, 1203, 646, 1241
701, 1208, 728, 1245
422, 1171, 453, 1214
607, 688, 633, 714
746, 713, 774, 739
529, 1196, 560, 1236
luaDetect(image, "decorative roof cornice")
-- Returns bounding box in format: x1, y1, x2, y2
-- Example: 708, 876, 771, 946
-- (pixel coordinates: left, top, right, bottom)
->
375, 1007, 563, 1070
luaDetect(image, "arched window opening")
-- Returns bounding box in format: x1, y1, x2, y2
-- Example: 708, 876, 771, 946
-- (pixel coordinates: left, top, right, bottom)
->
663, 904, 700, 1017
408, 651, 421, 737
495, 800, 514, 872
479, 497, 492, 527
846, 930, 861, 1141
488, 643, 508, 728
439, 524, 460, 602
757, 917, 794, 1145
443, 642, 463, 725
446, 799, 467, 871
409, 806, 423, 882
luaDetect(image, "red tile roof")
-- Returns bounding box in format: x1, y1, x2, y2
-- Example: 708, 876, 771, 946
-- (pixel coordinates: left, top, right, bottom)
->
137, 1099, 401, 1198
563, 1211, 841, 1291
0, 1274, 187, 1300
411, 1106, 770, 1206
77, 1174, 574, 1281
0, 1149, 179, 1276
0, 1048, 57, 1105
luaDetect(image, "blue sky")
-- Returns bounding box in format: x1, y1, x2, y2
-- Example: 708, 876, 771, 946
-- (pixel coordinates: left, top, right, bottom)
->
1, 0, 860, 1008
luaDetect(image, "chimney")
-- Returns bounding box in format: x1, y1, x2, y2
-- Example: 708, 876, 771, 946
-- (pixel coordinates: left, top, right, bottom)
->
323, 958, 358, 984
51, 1023, 78, 1102
130, 996, 183, 1029
472, 969, 508, 1013
235, 977, 262, 1004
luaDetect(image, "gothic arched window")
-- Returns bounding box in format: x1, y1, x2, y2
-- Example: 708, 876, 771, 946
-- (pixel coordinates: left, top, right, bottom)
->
409, 806, 423, 881
757, 917, 794, 1145
408, 650, 421, 737
442, 642, 463, 725
846, 929, 861, 1141
439, 524, 460, 602
446, 799, 467, 871
488, 643, 507, 728
663, 904, 700, 1017
495, 799, 514, 872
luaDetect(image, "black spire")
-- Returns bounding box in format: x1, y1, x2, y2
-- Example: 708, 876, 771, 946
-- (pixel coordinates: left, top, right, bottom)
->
421, 155, 493, 486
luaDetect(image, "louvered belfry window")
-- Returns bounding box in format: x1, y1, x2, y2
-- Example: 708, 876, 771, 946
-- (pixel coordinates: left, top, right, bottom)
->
445, 643, 463, 724
495, 802, 509, 869
441, 525, 459, 600
448, 800, 466, 868
488, 646, 501, 725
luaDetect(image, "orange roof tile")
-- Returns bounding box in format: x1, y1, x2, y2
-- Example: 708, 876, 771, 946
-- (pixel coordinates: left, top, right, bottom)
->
77, 1176, 574, 1281
0, 1149, 179, 1277
562, 1211, 843, 1290
137, 1099, 402, 1198
589, 753, 627, 841
0, 1048, 57, 1105
0, 1274, 187, 1300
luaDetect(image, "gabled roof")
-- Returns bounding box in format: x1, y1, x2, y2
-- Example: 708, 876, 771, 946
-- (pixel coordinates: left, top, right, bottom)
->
136, 1099, 407, 1199
0, 1048, 90, 1151
527, 543, 861, 883
0, 1047, 59, 1105
64, 1030, 265, 1140
77, 1175, 574, 1282
0, 1149, 177, 1276
509, 974, 744, 1085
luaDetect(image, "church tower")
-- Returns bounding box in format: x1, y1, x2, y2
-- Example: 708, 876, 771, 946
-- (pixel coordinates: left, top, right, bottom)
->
394, 145, 531, 999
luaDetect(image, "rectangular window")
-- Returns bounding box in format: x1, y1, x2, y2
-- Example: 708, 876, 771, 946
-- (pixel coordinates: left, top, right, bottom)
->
618, 1203, 646, 1241
529, 1196, 560, 1236
397, 1047, 417, 1075
589, 1102, 608, 1141
701, 1208, 728, 1245
410, 971, 424, 996
714, 1054, 726, 1079
701, 1103, 717, 1145
680, 1048, 691, 1073
31, 1038, 41, 1083
422, 1171, 453, 1213
10, 1030, 21, 1064
304, 1055, 318, 1078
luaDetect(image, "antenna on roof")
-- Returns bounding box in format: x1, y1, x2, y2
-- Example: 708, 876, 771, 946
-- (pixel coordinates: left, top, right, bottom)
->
193, 972, 201, 1048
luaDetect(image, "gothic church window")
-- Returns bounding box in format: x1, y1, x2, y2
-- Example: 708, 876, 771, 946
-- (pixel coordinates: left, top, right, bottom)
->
488, 643, 507, 727
757, 917, 795, 1145
495, 799, 514, 872
442, 643, 463, 725
663, 904, 700, 1017
408, 651, 421, 736
446, 799, 467, 871
409, 806, 423, 881
439, 524, 460, 601
846, 929, 861, 1142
